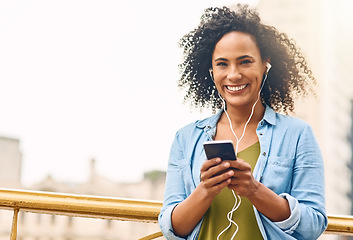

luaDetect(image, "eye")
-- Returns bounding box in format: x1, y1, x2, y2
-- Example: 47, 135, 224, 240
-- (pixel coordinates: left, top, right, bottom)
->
216, 62, 228, 67
240, 59, 253, 65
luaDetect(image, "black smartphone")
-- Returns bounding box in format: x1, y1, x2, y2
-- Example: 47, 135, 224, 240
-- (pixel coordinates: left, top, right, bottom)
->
203, 140, 237, 160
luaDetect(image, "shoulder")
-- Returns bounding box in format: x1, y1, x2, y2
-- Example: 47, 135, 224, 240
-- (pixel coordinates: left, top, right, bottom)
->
276, 113, 310, 129
264, 106, 315, 140
272, 111, 317, 143
264, 106, 311, 129
176, 111, 222, 137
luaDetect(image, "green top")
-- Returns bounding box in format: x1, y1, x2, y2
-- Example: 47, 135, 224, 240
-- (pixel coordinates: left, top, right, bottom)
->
198, 141, 263, 240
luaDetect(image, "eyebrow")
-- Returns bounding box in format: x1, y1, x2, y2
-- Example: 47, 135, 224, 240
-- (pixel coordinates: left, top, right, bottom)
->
214, 57, 228, 62
214, 55, 254, 62
237, 55, 254, 60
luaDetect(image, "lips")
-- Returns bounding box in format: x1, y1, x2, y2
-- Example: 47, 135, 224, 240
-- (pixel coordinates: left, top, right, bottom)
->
225, 84, 248, 92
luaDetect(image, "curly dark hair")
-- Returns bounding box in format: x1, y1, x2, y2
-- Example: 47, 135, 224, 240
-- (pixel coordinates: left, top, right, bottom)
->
178, 4, 315, 114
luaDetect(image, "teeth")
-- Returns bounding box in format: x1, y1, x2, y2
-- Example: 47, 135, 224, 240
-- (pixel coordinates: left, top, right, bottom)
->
226, 84, 247, 91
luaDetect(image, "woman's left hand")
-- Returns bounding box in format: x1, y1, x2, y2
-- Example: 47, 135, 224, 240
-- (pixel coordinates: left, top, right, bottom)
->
224, 158, 291, 222
224, 158, 259, 198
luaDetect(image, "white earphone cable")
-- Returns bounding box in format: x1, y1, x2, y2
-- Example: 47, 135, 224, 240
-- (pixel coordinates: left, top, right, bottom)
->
216, 70, 269, 240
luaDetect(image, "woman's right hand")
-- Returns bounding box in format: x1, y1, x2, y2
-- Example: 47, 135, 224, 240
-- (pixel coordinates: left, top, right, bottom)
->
171, 158, 234, 237
199, 158, 234, 199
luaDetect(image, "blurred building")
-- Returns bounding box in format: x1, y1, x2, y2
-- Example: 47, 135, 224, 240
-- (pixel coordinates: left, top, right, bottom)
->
0, 140, 165, 240
256, 0, 353, 239
0, 136, 22, 188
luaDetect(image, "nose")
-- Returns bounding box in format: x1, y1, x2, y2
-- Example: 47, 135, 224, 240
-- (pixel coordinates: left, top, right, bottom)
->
227, 66, 242, 81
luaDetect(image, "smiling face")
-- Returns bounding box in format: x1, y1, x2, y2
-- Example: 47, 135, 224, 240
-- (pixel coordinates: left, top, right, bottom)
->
211, 31, 267, 111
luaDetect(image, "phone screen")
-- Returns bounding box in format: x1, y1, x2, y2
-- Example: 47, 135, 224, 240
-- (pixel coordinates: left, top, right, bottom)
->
203, 140, 237, 160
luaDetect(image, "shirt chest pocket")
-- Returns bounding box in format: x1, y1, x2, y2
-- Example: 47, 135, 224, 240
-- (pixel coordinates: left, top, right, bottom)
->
261, 156, 294, 194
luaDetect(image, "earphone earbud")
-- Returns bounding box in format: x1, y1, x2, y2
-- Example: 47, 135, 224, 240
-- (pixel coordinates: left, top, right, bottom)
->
266, 62, 271, 73
209, 68, 214, 82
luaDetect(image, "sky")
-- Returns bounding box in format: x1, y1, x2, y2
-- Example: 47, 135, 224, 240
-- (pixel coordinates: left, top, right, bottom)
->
0, 0, 258, 186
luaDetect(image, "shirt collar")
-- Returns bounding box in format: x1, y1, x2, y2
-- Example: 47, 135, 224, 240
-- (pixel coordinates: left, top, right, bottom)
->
263, 105, 276, 126
195, 109, 223, 129
195, 104, 277, 129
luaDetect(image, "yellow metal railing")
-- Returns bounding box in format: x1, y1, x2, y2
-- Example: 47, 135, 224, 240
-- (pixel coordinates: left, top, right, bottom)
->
0, 188, 352, 239
0, 188, 163, 240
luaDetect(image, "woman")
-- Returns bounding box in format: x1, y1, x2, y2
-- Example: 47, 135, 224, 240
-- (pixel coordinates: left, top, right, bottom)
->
159, 5, 327, 240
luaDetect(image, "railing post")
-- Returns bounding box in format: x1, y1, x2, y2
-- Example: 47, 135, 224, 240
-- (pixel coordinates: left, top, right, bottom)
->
10, 208, 19, 240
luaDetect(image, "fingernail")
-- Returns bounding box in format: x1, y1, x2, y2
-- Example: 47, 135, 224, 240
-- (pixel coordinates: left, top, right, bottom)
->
224, 162, 230, 167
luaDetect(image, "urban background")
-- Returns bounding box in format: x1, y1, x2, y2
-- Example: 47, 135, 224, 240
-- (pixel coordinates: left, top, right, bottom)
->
0, 0, 352, 239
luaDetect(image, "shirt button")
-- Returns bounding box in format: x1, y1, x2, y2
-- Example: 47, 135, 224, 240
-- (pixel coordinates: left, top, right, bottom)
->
207, 126, 211, 129
262, 152, 266, 156
260, 121, 264, 125
259, 133, 263, 136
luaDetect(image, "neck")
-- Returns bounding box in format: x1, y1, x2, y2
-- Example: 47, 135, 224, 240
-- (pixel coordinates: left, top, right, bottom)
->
222, 101, 265, 126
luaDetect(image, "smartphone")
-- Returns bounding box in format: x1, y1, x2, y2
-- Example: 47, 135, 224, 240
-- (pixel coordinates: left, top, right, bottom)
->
203, 140, 237, 160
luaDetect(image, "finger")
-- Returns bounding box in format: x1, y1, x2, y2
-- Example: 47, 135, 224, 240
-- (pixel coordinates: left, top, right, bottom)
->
210, 178, 232, 195
228, 172, 257, 196
229, 170, 253, 184
201, 161, 231, 181
225, 159, 252, 171
203, 169, 234, 189
200, 157, 221, 172
200, 158, 222, 181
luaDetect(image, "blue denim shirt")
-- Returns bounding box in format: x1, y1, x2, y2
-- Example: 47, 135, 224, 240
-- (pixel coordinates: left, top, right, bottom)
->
159, 106, 327, 240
